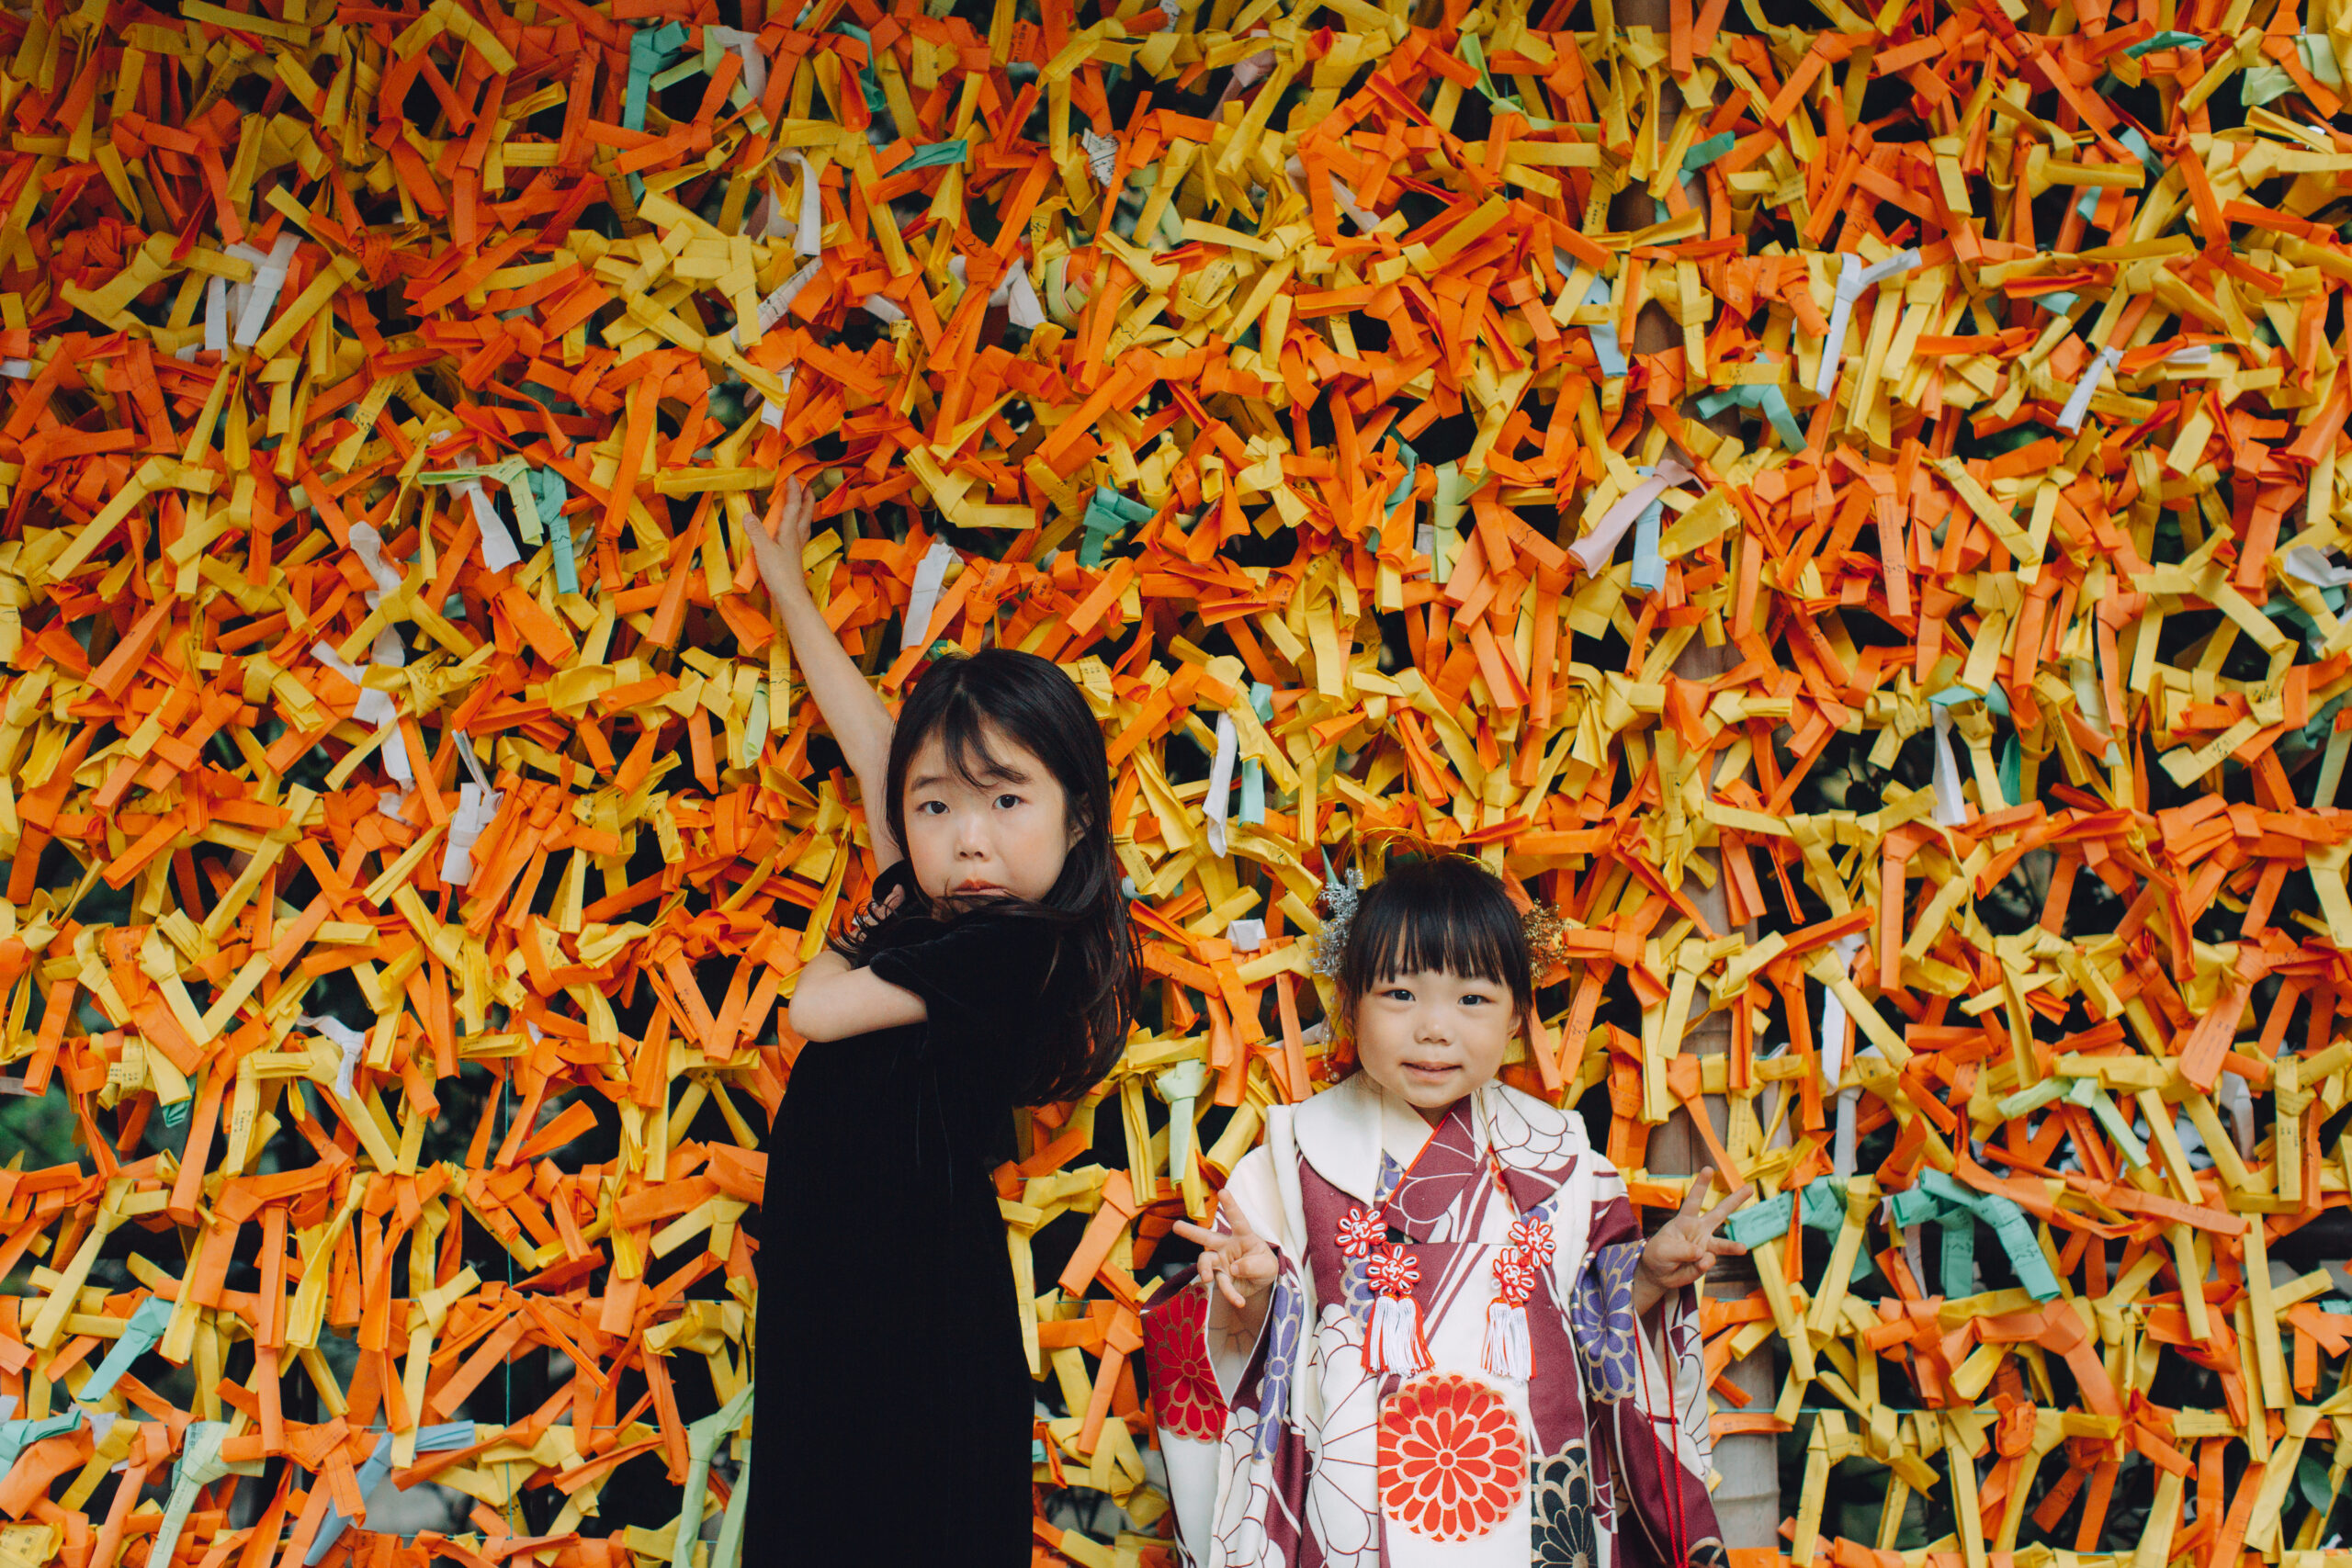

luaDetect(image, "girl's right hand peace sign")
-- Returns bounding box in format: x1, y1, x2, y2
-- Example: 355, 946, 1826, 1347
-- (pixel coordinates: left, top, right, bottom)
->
1172, 1209, 1279, 1311
1633, 1167, 1752, 1317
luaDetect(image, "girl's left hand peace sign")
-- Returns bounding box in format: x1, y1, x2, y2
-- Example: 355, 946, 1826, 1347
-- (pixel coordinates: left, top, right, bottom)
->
1632, 1168, 1752, 1318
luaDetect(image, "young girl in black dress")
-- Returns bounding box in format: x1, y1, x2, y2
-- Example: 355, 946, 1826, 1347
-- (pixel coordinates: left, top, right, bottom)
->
741, 479, 1139, 1565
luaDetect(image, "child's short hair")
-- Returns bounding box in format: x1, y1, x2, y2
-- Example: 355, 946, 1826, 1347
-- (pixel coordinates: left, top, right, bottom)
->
1332, 854, 1535, 1034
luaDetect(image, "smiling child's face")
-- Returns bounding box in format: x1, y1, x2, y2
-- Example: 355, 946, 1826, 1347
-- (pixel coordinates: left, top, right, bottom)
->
1350, 966, 1521, 1124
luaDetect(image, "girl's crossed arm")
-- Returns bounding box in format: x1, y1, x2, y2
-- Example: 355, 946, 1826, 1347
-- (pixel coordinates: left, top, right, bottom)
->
751, 479, 926, 1043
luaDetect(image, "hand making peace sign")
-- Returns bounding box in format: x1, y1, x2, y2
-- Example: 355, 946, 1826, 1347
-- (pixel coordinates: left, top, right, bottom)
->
1632, 1168, 1752, 1318
1172, 1208, 1280, 1314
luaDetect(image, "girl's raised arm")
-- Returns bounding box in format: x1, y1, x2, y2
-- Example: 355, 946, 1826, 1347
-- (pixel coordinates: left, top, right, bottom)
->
747, 478, 903, 871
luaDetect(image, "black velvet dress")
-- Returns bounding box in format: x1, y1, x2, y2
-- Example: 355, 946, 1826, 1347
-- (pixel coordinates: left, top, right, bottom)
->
746, 860, 1075, 1565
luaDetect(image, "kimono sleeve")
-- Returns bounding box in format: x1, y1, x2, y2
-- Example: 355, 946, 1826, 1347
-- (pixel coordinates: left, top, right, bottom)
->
1203, 1145, 1292, 1403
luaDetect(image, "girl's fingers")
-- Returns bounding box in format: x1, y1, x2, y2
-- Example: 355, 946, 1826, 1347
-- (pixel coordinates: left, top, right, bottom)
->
1677, 1174, 1717, 1220
1171, 1220, 1222, 1247
1696, 1182, 1756, 1237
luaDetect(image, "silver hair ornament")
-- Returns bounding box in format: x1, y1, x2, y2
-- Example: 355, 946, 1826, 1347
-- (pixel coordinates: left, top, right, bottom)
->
1311, 863, 1364, 977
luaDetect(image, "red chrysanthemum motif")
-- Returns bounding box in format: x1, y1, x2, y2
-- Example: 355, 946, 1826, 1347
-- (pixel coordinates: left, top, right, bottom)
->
1509, 1214, 1556, 1269
1377, 1372, 1528, 1541
1142, 1283, 1228, 1441
1492, 1257, 1537, 1304
1365, 1245, 1419, 1297
1335, 1206, 1385, 1259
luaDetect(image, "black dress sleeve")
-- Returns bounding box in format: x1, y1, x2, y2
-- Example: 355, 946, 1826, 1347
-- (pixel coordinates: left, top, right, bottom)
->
866, 908, 1074, 1093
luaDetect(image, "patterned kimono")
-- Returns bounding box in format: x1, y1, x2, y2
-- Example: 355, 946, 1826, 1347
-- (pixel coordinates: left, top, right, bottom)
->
1143, 1073, 1727, 1568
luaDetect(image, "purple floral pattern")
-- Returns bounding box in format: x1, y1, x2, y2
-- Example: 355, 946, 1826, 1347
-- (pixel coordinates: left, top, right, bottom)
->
1570, 1239, 1643, 1401
1255, 1266, 1305, 1461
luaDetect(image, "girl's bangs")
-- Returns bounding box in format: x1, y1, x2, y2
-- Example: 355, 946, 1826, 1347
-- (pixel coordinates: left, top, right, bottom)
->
1360, 900, 1520, 989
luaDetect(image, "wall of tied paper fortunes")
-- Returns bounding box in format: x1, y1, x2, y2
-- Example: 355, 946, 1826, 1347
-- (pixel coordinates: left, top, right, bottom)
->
2, 0, 2352, 1562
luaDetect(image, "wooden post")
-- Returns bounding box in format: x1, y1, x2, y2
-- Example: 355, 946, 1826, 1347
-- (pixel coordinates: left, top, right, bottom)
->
1602, 6, 1782, 1548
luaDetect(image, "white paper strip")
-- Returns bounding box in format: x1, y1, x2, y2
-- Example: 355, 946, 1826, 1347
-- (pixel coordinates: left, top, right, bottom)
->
950, 254, 1049, 330
1225, 917, 1264, 952
349, 522, 404, 601
788, 152, 823, 256
1204, 710, 1238, 857
757, 364, 796, 429
299, 1013, 368, 1099
1816, 931, 1867, 1089
2221, 1070, 2256, 1158
459, 479, 522, 571
900, 538, 959, 655
1001, 258, 1046, 328
439, 731, 504, 887
312, 642, 395, 728
706, 25, 769, 101
200, 275, 229, 357
2283, 544, 2352, 588
737, 256, 824, 344
222, 242, 262, 332
1080, 128, 1120, 186
1815, 249, 1920, 398
232, 232, 302, 348
1929, 705, 1968, 826
2056, 344, 2124, 433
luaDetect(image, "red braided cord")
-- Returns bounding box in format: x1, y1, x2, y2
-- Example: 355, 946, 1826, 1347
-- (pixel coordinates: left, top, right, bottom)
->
1635, 1299, 1690, 1568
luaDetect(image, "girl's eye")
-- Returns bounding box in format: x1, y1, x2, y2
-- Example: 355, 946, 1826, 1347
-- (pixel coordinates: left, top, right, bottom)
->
1382, 987, 1415, 1001
916, 800, 945, 815
996, 793, 1023, 809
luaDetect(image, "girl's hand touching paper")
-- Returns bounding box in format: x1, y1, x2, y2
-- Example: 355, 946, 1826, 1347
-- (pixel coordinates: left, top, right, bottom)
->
1633, 1169, 1751, 1318
748, 476, 820, 605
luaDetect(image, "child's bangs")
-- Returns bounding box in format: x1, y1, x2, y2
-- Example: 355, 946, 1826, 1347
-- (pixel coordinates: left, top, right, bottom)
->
1355, 894, 1521, 991
928, 700, 1030, 790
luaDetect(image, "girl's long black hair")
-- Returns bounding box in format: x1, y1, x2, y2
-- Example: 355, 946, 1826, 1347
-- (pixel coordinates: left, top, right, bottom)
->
1332, 853, 1536, 1041
828, 646, 1139, 1105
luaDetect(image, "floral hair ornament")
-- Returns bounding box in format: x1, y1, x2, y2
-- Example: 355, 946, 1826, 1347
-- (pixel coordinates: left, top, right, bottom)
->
1520, 899, 1571, 977
1310, 847, 1364, 979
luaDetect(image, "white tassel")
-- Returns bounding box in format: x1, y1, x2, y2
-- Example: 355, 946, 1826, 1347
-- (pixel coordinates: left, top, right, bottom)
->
1369, 1293, 1430, 1375
1482, 1300, 1532, 1382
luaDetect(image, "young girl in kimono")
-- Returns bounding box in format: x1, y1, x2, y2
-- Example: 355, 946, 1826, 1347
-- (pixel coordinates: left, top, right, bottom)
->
741, 479, 1139, 1565
1148, 854, 1747, 1568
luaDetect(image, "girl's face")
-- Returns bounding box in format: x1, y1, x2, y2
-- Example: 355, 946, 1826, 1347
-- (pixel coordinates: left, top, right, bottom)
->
1351, 966, 1520, 1123
901, 724, 1080, 909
